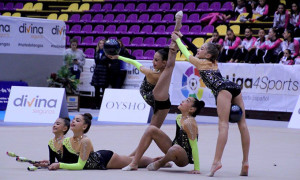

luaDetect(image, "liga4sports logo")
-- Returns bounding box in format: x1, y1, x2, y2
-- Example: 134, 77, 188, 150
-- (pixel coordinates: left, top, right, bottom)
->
181, 66, 206, 99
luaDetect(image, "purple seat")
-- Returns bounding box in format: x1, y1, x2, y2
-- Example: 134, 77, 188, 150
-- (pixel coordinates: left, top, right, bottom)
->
181, 25, 189, 34
14, 3, 24, 10
116, 25, 127, 34
92, 14, 103, 22
221, 2, 233, 11
0, 3, 4, 10
153, 25, 165, 34
135, 3, 147, 12
200, 25, 214, 35
68, 14, 80, 22
84, 48, 95, 58
155, 37, 167, 47
113, 3, 124, 12
120, 37, 130, 46
115, 14, 126, 22
66, 25, 70, 33
131, 37, 143, 46
172, 2, 183, 11
66, 36, 70, 45
150, 14, 162, 22
197, 2, 209, 11
124, 3, 135, 11
209, 2, 221, 11
182, 14, 188, 22
147, 3, 159, 12
128, 25, 140, 34
103, 14, 114, 22
201, 13, 209, 19
127, 49, 132, 55
144, 50, 155, 60
143, 37, 155, 46
190, 25, 202, 35
165, 25, 175, 34
93, 36, 105, 45
69, 24, 81, 33
108, 36, 117, 40
138, 14, 149, 22
103, 25, 116, 34
187, 13, 199, 22
4, 2, 14, 10
89, 3, 101, 12
132, 49, 143, 60
160, 3, 170, 11
73, 36, 82, 45
81, 24, 92, 34
162, 14, 174, 23
126, 14, 138, 22
80, 14, 91, 22
92, 25, 104, 34
101, 3, 112, 12
184, 2, 195, 11
81, 36, 94, 46
140, 25, 152, 34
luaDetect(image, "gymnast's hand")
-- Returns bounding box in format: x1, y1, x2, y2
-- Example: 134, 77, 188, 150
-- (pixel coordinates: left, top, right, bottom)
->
171, 32, 180, 41
107, 55, 119, 60
48, 163, 60, 170
33, 160, 49, 167
189, 170, 201, 174
173, 31, 183, 38
169, 41, 179, 53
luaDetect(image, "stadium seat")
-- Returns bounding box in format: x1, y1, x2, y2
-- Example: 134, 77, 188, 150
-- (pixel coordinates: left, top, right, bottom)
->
138, 14, 149, 22
190, 25, 202, 35
0, 3, 4, 10
140, 25, 153, 34
93, 25, 104, 34
155, 37, 167, 47
131, 37, 143, 46
126, 14, 138, 22
197, 2, 209, 11
192, 38, 204, 48
2, 12, 11, 16
12, 12, 21, 17
135, 3, 147, 12
182, 14, 188, 22
209, 2, 221, 11
221, 2, 233, 11
66, 25, 70, 33
92, 14, 103, 22
120, 37, 130, 46
113, 3, 124, 12
128, 25, 140, 34
162, 14, 174, 22
4, 2, 14, 11
84, 48, 95, 58
200, 25, 214, 35
124, 3, 135, 11
165, 25, 175, 34
116, 25, 128, 34
81, 25, 93, 34
160, 3, 170, 11
176, 51, 185, 61
172, 2, 183, 12
143, 50, 155, 59
103, 14, 114, 22
184, 2, 195, 11
17, 2, 33, 11
14, 3, 23, 10
181, 25, 190, 34
147, 3, 159, 12
80, 14, 91, 22
61, 3, 78, 12
73, 36, 82, 45
58, 14, 68, 21
100, 3, 112, 12
187, 13, 200, 22
132, 49, 144, 60
69, 24, 81, 34
216, 25, 227, 35
103, 25, 116, 34
93, 36, 105, 45
230, 13, 249, 23
153, 25, 166, 34
81, 36, 94, 46
47, 13, 57, 20
89, 3, 101, 12
230, 25, 240, 35
115, 14, 126, 22
143, 37, 155, 47
68, 14, 80, 22
32, 3, 43, 11
150, 14, 162, 22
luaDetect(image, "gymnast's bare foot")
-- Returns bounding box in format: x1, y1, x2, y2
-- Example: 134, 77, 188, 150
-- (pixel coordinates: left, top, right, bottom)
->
122, 163, 138, 171
147, 161, 161, 171
240, 162, 249, 176
207, 162, 222, 177
175, 11, 183, 31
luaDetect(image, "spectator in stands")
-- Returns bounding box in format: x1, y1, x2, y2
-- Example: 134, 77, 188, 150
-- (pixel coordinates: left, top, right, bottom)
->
251, 0, 269, 22
65, 38, 86, 80
218, 29, 241, 63
289, 3, 300, 36
91, 39, 109, 109
279, 49, 294, 65
273, 3, 289, 37
230, 27, 256, 63
199, 13, 231, 26
261, 28, 282, 63
107, 39, 136, 89
234, 0, 247, 18
280, 29, 299, 59
245, 28, 266, 63
240, 0, 257, 22
209, 31, 224, 46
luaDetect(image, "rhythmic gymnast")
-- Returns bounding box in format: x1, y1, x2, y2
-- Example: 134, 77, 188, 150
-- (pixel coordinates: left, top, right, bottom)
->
172, 30, 250, 176
48, 113, 169, 170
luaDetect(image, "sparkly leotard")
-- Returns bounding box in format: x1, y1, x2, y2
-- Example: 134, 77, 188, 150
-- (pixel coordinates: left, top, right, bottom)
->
48, 139, 63, 164
62, 138, 113, 170
140, 77, 155, 107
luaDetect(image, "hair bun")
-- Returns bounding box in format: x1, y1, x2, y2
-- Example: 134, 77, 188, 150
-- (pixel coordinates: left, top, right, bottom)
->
83, 113, 93, 121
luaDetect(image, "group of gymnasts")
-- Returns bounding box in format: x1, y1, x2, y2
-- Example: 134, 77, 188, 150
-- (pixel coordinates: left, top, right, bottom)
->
26, 11, 250, 177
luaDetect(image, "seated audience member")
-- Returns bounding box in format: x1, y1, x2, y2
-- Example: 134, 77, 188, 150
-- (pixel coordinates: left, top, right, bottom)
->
289, 3, 300, 36
230, 27, 256, 63
279, 49, 294, 65
280, 29, 299, 59
260, 28, 282, 63
208, 31, 224, 46
218, 29, 241, 63
245, 28, 266, 63
65, 38, 86, 79
251, 0, 269, 21
273, 3, 289, 37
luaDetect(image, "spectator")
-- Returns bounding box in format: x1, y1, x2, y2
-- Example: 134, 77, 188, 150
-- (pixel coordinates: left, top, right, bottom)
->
199, 13, 231, 26
91, 39, 109, 109
240, 0, 257, 22
279, 49, 294, 65
289, 3, 300, 35
280, 29, 299, 59
261, 28, 282, 63
234, 0, 247, 17
230, 27, 256, 62
245, 28, 266, 63
208, 31, 224, 46
218, 29, 241, 62
252, 0, 269, 21
273, 3, 289, 36
65, 38, 86, 79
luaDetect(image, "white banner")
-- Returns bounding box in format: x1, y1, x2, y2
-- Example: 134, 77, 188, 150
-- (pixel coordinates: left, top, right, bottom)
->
5, 86, 68, 123
288, 96, 300, 129
0, 16, 65, 55
98, 89, 151, 123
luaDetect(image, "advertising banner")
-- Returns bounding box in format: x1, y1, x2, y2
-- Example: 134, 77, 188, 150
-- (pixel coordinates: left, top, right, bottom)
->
5, 86, 68, 123
288, 96, 300, 129
0, 81, 28, 110
0, 16, 66, 55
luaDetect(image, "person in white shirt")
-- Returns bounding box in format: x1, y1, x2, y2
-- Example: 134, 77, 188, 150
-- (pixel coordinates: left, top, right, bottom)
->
245, 28, 266, 63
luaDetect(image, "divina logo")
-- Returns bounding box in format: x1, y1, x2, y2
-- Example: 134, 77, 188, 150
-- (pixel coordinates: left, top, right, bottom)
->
13, 95, 57, 108
19, 23, 43, 34
0, 24, 10, 32
52, 25, 65, 35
